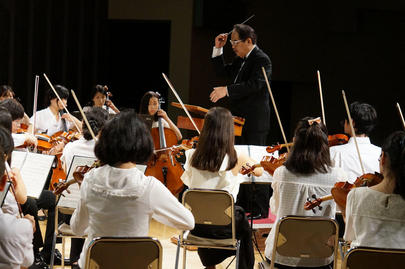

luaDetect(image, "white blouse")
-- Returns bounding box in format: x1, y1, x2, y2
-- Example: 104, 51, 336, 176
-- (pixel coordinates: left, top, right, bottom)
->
70, 165, 195, 269
344, 187, 405, 249
60, 137, 96, 172
330, 137, 381, 183
30, 107, 73, 136
0, 211, 34, 269
180, 148, 243, 201
265, 165, 347, 267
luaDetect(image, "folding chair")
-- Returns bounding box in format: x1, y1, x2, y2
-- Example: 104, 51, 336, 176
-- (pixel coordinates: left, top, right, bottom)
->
341, 246, 405, 269
175, 189, 240, 269
266, 215, 339, 269
84, 237, 162, 269
50, 205, 86, 268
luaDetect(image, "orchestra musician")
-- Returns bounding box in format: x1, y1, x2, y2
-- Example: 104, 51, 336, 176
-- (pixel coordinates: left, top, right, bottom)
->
59, 107, 109, 269
330, 102, 381, 182
70, 110, 194, 269
82, 85, 120, 115
0, 99, 37, 148
181, 107, 262, 269
0, 144, 35, 269
139, 91, 182, 140
343, 131, 405, 249
0, 108, 60, 267
210, 24, 272, 219
29, 84, 82, 136
264, 117, 347, 269
0, 85, 32, 131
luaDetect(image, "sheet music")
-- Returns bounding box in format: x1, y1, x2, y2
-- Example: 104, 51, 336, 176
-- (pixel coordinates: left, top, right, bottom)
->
11, 151, 55, 198
0, 181, 11, 207
58, 156, 148, 209
235, 145, 277, 183
58, 156, 97, 209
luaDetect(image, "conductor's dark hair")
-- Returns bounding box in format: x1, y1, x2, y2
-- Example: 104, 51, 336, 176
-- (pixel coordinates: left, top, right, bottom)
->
46, 85, 69, 106
381, 131, 405, 200
139, 91, 160, 121
191, 107, 237, 172
0, 99, 24, 121
285, 117, 331, 174
95, 109, 154, 166
346, 102, 377, 136
0, 85, 15, 98
0, 147, 5, 184
0, 126, 14, 164
82, 107, 109, 141
233, 24, 257, 44
0, 107, 12, 132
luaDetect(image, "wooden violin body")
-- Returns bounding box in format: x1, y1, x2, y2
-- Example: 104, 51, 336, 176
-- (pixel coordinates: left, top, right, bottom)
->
328, 134, 349, 147
145, 127, 184, 195
304, 172, 383, 211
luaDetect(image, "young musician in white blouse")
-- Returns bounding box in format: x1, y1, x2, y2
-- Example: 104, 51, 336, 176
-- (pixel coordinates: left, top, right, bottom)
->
82, 85, 119, 115
70, 110, 194, 269
0, 149, 36, 269
61, 107, 109, 172
330, 102, 381, 182
181, 107, 262, 269
343, 131, 405, 249
29, 84, 82, 136
265, 117, 347, 269
139, 91, 182, 140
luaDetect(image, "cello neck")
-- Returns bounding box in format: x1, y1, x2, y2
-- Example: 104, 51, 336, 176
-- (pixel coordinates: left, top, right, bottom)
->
157, 95, 167, 149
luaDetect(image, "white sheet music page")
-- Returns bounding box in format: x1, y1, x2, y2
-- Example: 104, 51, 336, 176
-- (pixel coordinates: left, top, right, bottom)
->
58, 155, 97, 209
11, 151, 55, 198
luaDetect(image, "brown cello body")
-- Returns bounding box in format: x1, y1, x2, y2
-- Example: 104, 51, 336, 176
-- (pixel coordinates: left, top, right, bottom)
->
145, 127, 184, 195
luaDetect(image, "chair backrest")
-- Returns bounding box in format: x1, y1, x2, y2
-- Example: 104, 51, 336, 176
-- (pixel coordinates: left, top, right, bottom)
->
84, 237, 162, 269
271, 215, 338, 269
342, 246, 405, 269
182, 189, 235, 242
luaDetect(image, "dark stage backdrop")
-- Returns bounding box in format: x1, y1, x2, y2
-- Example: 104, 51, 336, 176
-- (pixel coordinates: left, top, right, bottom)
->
0, 0, 170, 115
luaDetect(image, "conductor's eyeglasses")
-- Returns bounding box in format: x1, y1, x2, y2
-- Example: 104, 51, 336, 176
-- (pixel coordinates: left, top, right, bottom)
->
229, 39, 243, 46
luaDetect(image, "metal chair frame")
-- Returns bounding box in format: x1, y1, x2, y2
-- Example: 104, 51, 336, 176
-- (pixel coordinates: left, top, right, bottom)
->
341, 246, 405, 269
175, 189, 240, 269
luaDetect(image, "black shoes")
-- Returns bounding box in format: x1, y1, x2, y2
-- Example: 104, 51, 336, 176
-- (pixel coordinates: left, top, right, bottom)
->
29, 252, 49, 269
41, 249, 71, 266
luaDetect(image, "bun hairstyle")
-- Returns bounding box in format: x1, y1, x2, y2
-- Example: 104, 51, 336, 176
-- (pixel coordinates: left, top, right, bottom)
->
381, 131, 405, 200
285, 116, 331, 174
82, 107, 109, 141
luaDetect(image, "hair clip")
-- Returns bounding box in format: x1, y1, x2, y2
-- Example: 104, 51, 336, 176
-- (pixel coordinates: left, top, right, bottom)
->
308, 117, 321, 126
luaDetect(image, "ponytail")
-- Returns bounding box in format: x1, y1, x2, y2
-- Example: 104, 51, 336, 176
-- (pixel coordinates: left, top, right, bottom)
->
285, 117, 331, 174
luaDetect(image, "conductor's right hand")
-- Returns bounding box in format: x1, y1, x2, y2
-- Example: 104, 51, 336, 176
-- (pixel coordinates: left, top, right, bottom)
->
215, 33, 228, 48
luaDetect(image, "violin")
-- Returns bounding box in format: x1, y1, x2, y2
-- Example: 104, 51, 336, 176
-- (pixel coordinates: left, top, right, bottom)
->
266, 143, 293, 154
145, 95, 185, 195
53, 161, 100, 195
240, 153, 288, 176
304, 172, 383, 212
328, 134, 349, 147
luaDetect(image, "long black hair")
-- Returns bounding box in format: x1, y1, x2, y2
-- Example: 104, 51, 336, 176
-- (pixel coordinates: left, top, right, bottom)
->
139, 91, 160, 121
381, 131, 405, 200
191, 107, 237, 172
284, 117, 331, 174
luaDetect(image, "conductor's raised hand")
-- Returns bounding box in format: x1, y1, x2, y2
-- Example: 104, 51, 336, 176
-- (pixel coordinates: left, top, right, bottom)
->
210, 87, 228, 103
215, 33, 228, 48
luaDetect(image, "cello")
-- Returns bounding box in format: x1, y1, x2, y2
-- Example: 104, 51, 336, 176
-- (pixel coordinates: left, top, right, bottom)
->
145, 94, 184, 195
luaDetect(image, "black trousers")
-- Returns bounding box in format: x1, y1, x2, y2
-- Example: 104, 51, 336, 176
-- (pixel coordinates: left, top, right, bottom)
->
235, 130, 271, 217
191, 206, 254, 269
21, 190, 56, 255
